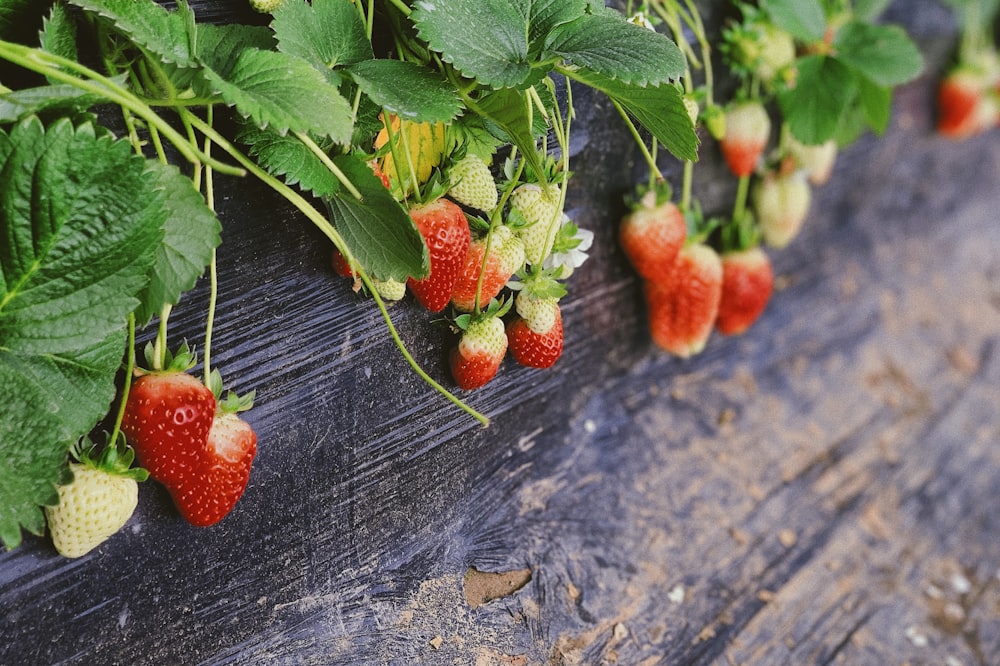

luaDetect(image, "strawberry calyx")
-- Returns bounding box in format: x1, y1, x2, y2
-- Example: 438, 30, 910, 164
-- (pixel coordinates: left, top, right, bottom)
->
207, 369, 255, 416
682, 200, 724, 246
625, 179, 674, 212
71, 432, 149, 484
719, 211, 762, 254
453, 296, 513, 333
138, 340, 197, 377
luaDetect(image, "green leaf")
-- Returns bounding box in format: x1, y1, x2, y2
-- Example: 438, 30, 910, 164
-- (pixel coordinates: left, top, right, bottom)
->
0, 118, 164, 549
0, 333, 122, 550
851, 0, 893, 21
133, 161, 221, 326
545, 7, 685, 87
411, 0, 587, 89
199, 45, 354, 143
0, 83, 113, 123
474, 87, 544, 177
762, 0, 826, 42
564, 67, 698, 162
70, 0, 194, 67
0, 118, 163, 353
272, 0, 372, 70
347, 60, 462, 124
323, 154, 427, 282
833, 21, 924, 88
238, 122, 341, 199
856, 75, 892, 136
40, 2, 78, 83
778, 55, 856, 145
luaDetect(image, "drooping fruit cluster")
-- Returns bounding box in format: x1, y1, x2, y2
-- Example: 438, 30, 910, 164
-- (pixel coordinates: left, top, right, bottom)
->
327, 117, 593, 390
621, 183, 774, 357
120, 345, 257, 528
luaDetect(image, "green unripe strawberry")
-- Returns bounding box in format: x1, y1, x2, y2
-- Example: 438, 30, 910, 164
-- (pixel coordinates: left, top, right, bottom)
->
373, 277, 406, 301
515, 290, 560, 335
249, 0, 286, 13
510, 183, 561, 266
448, 154, 498, 212
45, 438, 147, 558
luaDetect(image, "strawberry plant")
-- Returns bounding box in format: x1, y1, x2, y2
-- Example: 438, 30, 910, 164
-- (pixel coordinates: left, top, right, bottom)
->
0, 0, 696, 551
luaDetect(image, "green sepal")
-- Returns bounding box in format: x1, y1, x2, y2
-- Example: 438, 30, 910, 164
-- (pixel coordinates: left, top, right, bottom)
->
141, 340, 197, 374
208, 369, 255, 414
72, 432, 149, 483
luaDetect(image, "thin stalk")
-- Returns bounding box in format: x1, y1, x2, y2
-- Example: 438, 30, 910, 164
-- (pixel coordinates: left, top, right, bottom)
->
0, 41, 242, 176
732, 173, 751, 224
610, 98, 664, 181
202, 109, 218, 385
108, 313, 138, 445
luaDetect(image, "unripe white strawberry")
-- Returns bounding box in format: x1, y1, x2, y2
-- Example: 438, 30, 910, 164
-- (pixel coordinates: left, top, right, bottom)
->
45, 438, 147, 558
448, 154, 498, 212
788, 138, 838, 186
756, 23, 796, 84
510, 183, 561, 266
515, 290, 560, 335
754, 171, 812, 249
373, 278, 406, 301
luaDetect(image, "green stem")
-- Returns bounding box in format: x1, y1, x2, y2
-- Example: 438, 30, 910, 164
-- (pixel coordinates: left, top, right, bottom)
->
0, 41, 242, 176
611, 98, 663, 182
732, 173, 751, 224
109, 313, 137, 446
186, 114, 490, 426
154, 304, 172, 371
202, 110, 217, 386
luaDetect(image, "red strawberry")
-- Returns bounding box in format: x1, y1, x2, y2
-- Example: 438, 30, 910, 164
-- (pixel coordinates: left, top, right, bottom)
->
937, 67, 987, 139
407, 198, 471, 312
450, 313, 508, 390
719, 101, 771, 178
644, 243, 722, 357
753, 171, 811, 249
619, 188, 686, 282
451, 225, 525, 312
121, 370, 215, 487
506, 295, 563, 369
716, 246, 774, 336
169, 411, 257, 527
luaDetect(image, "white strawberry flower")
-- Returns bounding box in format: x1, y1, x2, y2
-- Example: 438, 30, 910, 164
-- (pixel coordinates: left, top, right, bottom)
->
544, 216, 594, 278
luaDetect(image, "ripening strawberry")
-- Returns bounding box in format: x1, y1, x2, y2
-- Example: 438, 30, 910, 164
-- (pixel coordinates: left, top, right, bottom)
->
122, 370, 216, 487
45, 439, 147, 558
754, 171, 811, 249
448, 154, 498, 212
450, 314, 508, 389
506, 294, 563, 369
619, 189, 686, 282
937, 67, 989, 139
719, 101, 771, 178
170, 411, 257, 527
644, 243, 722, 357
407, 198, 471, 312
451, 225, 525, 312
510, 183, 561, 266
716, 246, 774, 336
